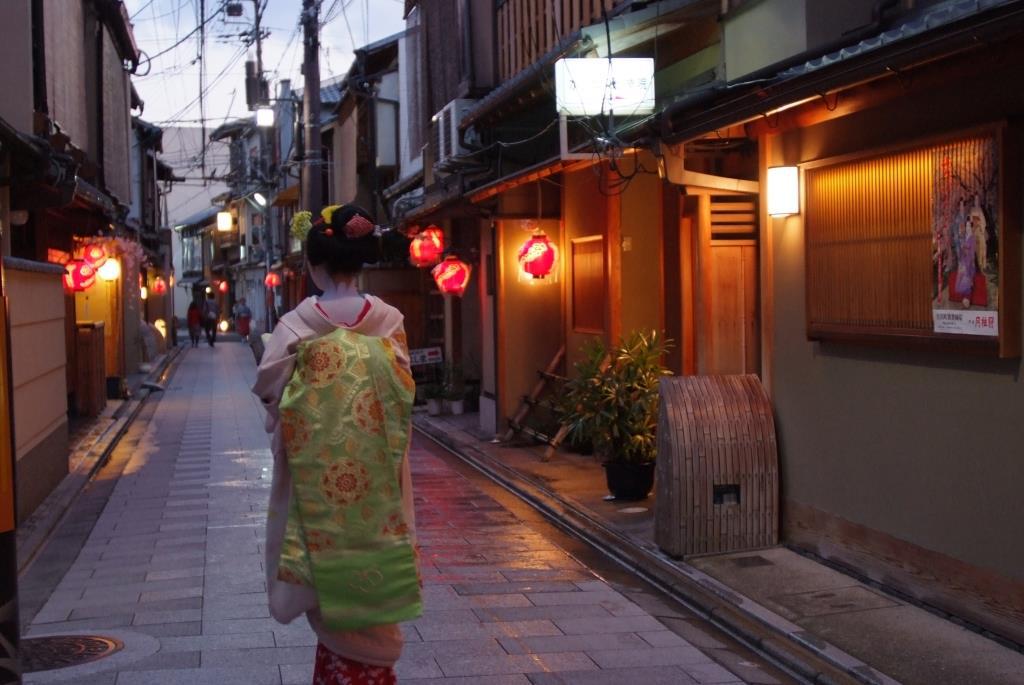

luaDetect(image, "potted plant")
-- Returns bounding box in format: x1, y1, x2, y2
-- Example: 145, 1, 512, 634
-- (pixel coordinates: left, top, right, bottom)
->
443, 362, 465, 415
562, 330, 671, 500
422, 382, 444, 416
557, 339, 607, 456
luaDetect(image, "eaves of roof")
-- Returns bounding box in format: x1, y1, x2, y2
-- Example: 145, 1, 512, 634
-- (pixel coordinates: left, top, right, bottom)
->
661, 0, 1024, 142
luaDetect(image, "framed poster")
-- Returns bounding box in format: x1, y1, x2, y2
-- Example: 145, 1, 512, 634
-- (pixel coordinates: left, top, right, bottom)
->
931, 136, 1000, 336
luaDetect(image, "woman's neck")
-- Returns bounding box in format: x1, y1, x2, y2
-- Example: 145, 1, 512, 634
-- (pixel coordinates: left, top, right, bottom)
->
317, 277, 360, 301
315, 278, 366, 326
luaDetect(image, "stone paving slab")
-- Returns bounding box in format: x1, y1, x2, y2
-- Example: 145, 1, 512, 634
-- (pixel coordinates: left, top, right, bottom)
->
19, 343, 760, 684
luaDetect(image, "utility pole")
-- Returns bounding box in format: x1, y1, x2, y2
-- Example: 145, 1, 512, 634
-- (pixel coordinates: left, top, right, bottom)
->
301, 0, 322, 213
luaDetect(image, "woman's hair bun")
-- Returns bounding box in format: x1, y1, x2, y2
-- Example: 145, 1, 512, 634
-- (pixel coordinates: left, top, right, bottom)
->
305, 204, 382, 275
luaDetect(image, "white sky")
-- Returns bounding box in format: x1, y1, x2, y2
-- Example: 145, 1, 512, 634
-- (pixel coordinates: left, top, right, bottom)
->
125, 0, 406, 126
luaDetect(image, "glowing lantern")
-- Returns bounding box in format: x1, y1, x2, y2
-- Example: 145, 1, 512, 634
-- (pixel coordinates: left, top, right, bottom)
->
518, 232, 558, 279
97, 258, 121, 281
218, 280, 229, 293
432, 255, 472, 297
152, 277, 168, 295
64, 260, 96, 292
82, 244, 108, 268
264, 271, 282, 288
140, 286, 148, 300
218, 320, 229, 332
409, 225, 445, 267
154, 319, 167, 339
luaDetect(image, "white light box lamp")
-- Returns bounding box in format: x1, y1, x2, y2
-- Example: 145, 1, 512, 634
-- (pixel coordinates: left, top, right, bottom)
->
554, 57, 655, 161
217, 211, 233, 232
255, 106, 275, 128
766, 166, 800, 216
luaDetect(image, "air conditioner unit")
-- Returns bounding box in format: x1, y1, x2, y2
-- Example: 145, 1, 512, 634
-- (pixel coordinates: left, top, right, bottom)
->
434, 99, 477, 167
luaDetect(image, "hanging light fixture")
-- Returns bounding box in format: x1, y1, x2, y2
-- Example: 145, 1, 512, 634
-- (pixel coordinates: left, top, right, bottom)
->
218, 280, 229, 294
409, 225, 445, 267
264, 271, 282, 288
97, 258, 121, 282
152, 277, 168, 295
82, 244, 108, 268
63, 260, 96, 292
432, 255, 472, 297
518, 232, 558, 280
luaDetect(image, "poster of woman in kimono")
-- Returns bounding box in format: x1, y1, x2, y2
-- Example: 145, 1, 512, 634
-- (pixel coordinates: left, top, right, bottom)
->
931, 135, 999, 336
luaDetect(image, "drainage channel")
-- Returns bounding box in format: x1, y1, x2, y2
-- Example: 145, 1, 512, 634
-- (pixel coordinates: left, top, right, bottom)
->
414, 425, 865, 685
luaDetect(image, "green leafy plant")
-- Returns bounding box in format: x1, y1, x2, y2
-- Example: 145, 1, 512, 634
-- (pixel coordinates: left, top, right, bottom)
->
560, 330, 672, 465
421, 382, 443, 401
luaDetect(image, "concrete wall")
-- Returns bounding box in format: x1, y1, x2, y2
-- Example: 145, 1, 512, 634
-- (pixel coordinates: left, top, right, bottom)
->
497, 218, 563, 427
562, 168, 609, 369
768, 77, 1024, 582
0, 0, 32, 133
619, 153, 664, 338
4, 259, 68, 521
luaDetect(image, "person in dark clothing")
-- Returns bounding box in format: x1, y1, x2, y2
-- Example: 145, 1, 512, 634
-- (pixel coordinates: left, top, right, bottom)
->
202, 292, 220, 346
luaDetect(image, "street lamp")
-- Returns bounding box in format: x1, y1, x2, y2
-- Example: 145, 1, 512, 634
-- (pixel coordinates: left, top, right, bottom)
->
256, 106, 274, 128
253, 192, 267, 207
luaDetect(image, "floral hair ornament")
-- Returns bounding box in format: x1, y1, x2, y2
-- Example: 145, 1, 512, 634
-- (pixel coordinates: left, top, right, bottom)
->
290, 211, 314, 242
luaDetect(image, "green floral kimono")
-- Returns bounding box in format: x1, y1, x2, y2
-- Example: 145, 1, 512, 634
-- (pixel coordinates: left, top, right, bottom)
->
277, 326, 421, 632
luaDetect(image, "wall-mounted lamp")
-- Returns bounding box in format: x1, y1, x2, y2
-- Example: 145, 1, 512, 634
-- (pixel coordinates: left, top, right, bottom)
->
140, 286, 148, 300
255, 106, 275, 128
217, 210, 233, 232
253, 192, 267, 207
766, 166, 800, 217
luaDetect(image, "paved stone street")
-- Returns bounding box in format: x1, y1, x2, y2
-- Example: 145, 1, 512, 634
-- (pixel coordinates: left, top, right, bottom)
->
19, 342, 776, 684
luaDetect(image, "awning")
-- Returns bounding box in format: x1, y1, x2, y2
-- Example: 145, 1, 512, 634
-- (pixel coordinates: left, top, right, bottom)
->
173, 206, 219, 237
273, 183, 299, 207
469, 156, 597, 204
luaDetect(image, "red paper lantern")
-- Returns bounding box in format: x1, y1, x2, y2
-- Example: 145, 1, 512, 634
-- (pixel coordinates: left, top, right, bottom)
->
264, 272, 282, 288
152, 277, 168, 295
518, 232, 558, 279
82, 244, 108, 268
63, 260, 96, 292
432, 255, 472, 297
218, 280, 229, 293
409, 225, 445, 267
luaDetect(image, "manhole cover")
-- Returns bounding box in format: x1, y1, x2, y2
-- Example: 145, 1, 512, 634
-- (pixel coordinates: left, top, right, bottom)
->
732, 555, 774, 568
20, 635, 124, 673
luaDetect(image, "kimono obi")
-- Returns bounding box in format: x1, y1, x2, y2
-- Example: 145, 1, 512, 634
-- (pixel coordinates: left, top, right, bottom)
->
277, 326, 420, 631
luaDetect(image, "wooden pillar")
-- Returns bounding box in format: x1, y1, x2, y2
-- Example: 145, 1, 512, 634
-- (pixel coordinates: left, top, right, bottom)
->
695, 193, 712, 375
759, 134, 776, 396
606, 166, 622, 344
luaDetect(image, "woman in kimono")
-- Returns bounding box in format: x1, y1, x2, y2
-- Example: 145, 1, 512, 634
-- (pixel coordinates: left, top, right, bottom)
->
252, 204, 420, 685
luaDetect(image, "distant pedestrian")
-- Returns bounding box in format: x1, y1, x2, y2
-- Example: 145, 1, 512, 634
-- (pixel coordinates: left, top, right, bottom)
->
233, 297, 252, 340
252, 205, 420, 685
186, 301, 202, 348
201, 292, 220, 346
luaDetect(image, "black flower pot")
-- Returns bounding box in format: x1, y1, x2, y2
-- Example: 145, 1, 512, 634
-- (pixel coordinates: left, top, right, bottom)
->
603, 461, 655, 501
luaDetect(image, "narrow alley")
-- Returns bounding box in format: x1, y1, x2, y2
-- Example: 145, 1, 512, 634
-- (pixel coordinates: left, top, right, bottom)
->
16, 341, 790, 685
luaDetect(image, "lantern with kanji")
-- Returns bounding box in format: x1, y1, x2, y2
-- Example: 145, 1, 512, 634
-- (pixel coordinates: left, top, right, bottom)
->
409, 225, 445, 267
264, 271, 282, 288
63, 260, 96, 292
82, 244, 108, 268
432, 255, 472, 297
218, 280, 229, 294
152, 277, 168, 295
518, 232, 558, 280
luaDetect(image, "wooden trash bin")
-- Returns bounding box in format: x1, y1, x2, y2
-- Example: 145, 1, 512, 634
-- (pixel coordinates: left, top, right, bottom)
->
75, 321, 107, 418
654, 375, 778, 558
